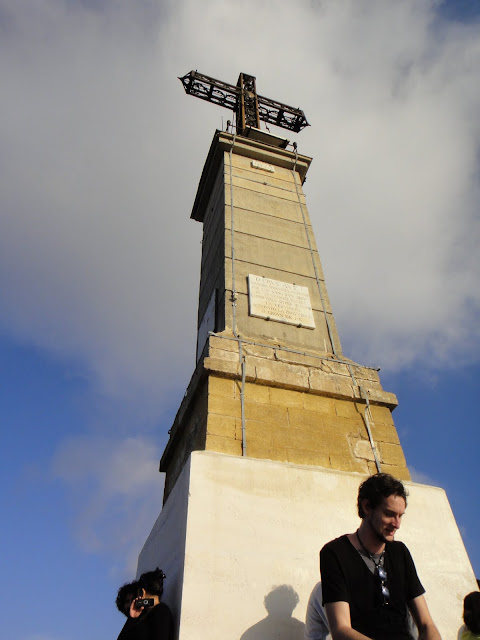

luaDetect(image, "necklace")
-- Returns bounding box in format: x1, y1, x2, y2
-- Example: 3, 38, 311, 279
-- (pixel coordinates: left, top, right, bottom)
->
356, 529, 390, 606
356, 529, 384, 569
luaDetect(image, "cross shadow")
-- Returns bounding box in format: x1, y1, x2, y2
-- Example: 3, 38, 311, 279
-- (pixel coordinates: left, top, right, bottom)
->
240, 585, 305, 640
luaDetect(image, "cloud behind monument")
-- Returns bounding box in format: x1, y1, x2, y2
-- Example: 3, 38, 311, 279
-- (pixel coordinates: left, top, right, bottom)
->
0, 0, 479, 579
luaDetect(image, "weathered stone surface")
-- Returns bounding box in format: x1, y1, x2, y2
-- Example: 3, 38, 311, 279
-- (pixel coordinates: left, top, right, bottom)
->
302, 393, 337, 414
203, 357, 241, 378
243, 421, 275, 446
206, 414, 237, 439
243, 381, 270, 403
254, 357, 310, 390
335, 398, 364, 418
209, 346, 240, 363
205, 434, 242, 456
246, 441, 288, 462
371, 422, 401, 445
329, 452, 369, 474
378, 442, 408, 467
209, 376, 237, 398
208, 393, 242, 419
244, 400, 289, 426
269, 387, 304, 407
352, 437, 377, 462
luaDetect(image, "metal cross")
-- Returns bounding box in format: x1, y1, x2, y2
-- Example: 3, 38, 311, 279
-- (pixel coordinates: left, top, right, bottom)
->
179, 70, 309, 136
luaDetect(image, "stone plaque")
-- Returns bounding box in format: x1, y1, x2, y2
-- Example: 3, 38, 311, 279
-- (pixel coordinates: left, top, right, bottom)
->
248, 274, 315, 329
251, 160, 275, 173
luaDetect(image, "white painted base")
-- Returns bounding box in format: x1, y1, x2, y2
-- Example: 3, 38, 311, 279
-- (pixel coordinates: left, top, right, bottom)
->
138, 451, 476, 640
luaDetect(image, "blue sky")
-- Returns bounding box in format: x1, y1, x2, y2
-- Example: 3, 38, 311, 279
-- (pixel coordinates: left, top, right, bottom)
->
1, 1, 479, 639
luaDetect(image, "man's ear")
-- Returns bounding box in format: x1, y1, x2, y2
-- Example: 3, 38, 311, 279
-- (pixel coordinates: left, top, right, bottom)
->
141, 588, 146, 597
361, 498, 371, 516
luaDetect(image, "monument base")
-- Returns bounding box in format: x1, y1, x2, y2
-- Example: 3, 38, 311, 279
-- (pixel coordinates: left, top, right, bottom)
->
138, 451, 476, 640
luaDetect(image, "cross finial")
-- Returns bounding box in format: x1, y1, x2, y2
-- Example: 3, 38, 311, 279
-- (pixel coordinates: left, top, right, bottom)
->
179, 70, 309, 136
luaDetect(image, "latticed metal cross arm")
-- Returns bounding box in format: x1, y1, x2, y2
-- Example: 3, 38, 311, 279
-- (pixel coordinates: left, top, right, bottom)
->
179, 70, 309, 134
180, 71, 238, 111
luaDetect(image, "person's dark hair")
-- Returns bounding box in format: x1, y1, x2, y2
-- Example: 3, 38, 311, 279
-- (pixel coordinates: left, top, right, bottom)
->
116, 581, 141, 615
357, 473, 408, 518
464, 591, 480, 634
139, 568, 166, 598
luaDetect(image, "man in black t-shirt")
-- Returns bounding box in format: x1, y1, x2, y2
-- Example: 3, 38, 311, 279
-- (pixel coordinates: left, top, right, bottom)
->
320, 473, 441, 640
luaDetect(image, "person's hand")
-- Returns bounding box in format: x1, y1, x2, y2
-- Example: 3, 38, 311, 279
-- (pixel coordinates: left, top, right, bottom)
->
129, 598, 143, 619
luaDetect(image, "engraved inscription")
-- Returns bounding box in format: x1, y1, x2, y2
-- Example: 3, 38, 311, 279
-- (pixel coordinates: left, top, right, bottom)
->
251, 160, 275, 173
248, 274, 315, 329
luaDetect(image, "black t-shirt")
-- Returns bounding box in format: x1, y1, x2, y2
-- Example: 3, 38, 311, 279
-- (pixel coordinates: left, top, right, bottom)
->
117, 602, 174, 640
320, 535, 425, 640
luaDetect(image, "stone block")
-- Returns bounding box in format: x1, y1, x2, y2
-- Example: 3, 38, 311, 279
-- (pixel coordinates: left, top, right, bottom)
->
360, 388, 398, 409
275, 351, 329, 368
206, 414, 237, 439
209, 335, 239, 353
288, 406, 329, 430
352, 438, 377, 462
308, 369, 355, 398
204, 357, 241, 378
243, 381, 270, 404
205, 434, 242, 456
208, 394, 242, 419
244, 421, 274, 446
318, 414, 364, 438
242, 343, 276, 360
302, 394, 336, 415
230, 232, 321, 279
229, 209, 312, 250
229, 163, 293, 188
254, 358, 310, 391
371, 422, 401, 445
269, 387, 304, 408
378, 442, 408, 467
369, 404, 395, 424
379, 462, 411, 481
328, 452, 369, 474
209, 376, 237, 399
318, 359, 351, 378
209, 347, 240, 363
286, 448, 330, 467
225, 187, 304, 222
273, 427, 325, 452
244, 401, 289, 426
246, 441, 288, 462
352, 366, 380, 384
227, 177, 306, 204
335, 399, 364, 418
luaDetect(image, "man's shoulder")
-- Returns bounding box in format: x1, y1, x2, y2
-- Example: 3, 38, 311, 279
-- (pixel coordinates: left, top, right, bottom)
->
320, 534, 349, 554
386, 539, 411, 555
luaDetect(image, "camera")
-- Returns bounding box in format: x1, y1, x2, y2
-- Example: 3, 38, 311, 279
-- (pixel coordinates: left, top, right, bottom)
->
134, 598, 154, 610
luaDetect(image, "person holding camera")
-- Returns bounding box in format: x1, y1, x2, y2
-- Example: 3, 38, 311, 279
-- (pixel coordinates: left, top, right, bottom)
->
116, 581, 141, 618
117, 568, 173, 640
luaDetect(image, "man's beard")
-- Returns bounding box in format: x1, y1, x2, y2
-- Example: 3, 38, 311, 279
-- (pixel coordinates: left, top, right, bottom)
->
368, 518, 387, 543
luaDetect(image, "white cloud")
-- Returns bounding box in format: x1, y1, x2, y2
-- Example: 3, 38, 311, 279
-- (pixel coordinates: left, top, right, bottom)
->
408, 465, 438, 486
1, 0, 478, 399
52, 435, 163, 569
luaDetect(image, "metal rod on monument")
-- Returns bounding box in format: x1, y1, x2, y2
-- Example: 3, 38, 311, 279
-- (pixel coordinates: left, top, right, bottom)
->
178, 70, 309, 135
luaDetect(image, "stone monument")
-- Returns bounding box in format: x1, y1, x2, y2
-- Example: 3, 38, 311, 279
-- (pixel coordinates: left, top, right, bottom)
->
138, 71, 476, 640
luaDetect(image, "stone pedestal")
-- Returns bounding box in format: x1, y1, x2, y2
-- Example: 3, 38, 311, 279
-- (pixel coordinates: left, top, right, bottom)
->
138, 451, 477, 640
